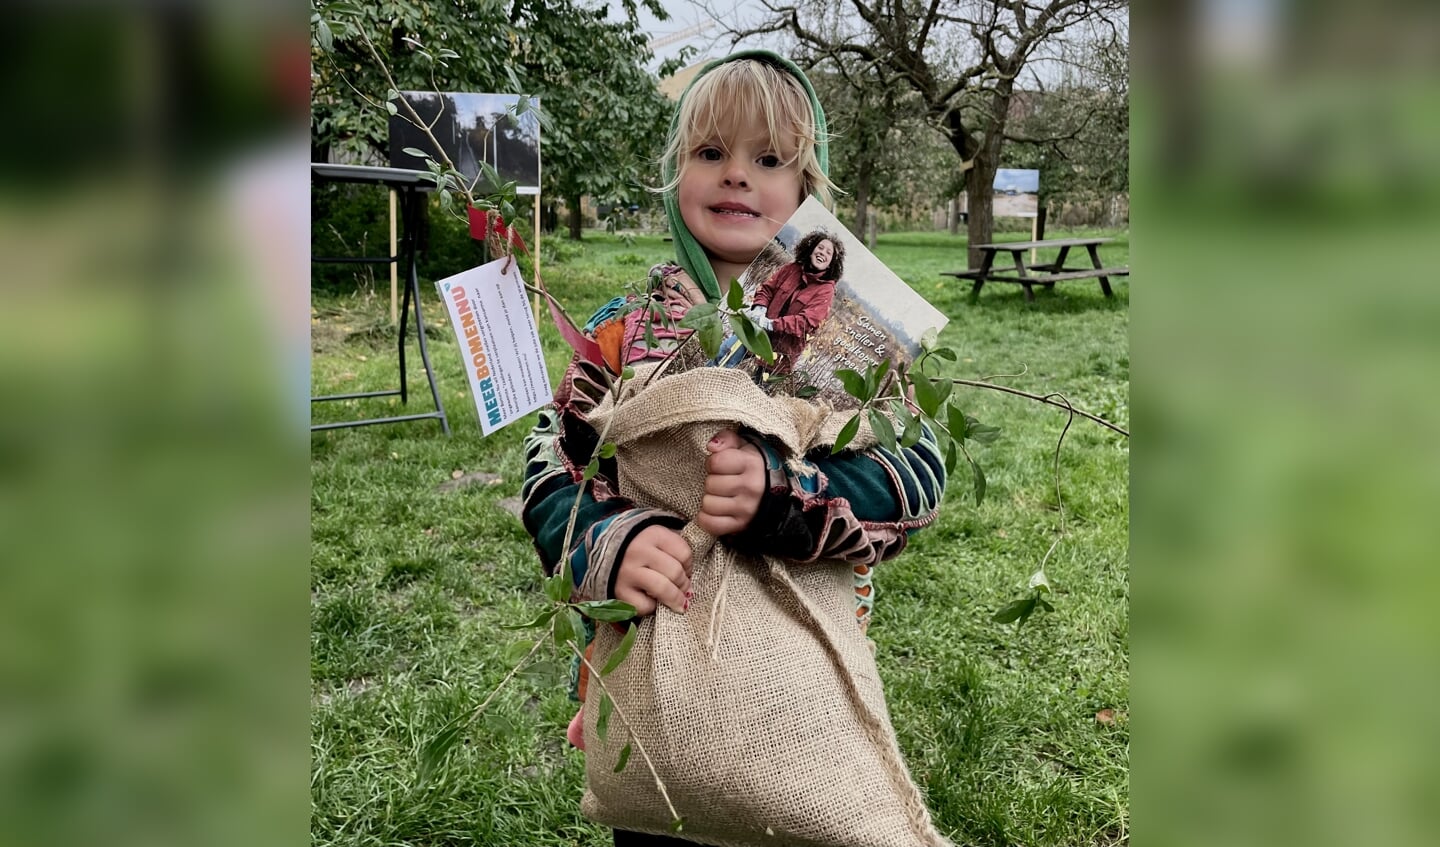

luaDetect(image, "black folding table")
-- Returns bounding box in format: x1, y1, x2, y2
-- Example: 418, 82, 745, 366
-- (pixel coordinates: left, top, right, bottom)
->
311, 163, 450, 435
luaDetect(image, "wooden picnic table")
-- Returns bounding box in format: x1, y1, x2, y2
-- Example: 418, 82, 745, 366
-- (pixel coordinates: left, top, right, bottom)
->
942, 236, 1129, 302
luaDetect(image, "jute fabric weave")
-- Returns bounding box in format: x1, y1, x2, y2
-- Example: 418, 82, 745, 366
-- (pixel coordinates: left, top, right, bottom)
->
580, 365, 950, 847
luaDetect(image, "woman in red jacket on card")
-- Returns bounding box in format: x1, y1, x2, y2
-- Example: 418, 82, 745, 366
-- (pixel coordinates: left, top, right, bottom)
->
744, 229, 845, 373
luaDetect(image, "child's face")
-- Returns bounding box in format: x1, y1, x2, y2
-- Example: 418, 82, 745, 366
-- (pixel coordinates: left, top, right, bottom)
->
677, 120, 805, 274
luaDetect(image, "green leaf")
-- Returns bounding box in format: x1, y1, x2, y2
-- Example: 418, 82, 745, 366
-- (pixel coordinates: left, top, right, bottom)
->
597, 693, 613, 741
697, 321, 724, 359
947, 404, 969, 442
863, 359, 889, 401
670, 817, 687, 833
900, 411, 924, 449
966, 418, 1001, 445
601, 623, 639, 676
835, 368, 867, 400
832, 414, 861, 454
868, 409, 897, 452
565, 609, 585, 647
499, 608, 559, 630
971, 460, 987, 507
992, 595, 1037, 625
417, 713, 468, 783
315, 19, 333, 52
934, 378, 953, 409
599, 442, 617, 459
614, 742, 632, 772
583, 459, 599, 481
1028, 569, 1052, 593
575, 600, 637, 622
913, 376, 940, 417
1038, 598, 1056, 613
504, 639, 539, 665
621, 366, 636, 380
386, 101, 398, 116
643, 320, 659, 351
732, 315, 773, 364
796, 385, 820, 399
725, 277, 745, 311
482, 713, 517, 736
932, 347, 958, 361
920, 326, 939, 351
679, 302, 718, 326
545, 572, 570, 604
553, 606, 575, 648
944, 440, 960, 475
517, 659, 568, 685
746, 320, 774, 363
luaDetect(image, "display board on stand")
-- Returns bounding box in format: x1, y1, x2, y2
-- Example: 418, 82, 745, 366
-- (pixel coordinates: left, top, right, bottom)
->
385, 92, 544, 321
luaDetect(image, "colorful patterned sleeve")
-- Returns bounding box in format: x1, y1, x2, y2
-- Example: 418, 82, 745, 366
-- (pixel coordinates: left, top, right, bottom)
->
727, 424, 948, 567
520, 295, 688, 603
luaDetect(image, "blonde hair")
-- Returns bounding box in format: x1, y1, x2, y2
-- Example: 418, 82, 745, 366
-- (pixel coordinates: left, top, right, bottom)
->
660, 59, 834, 205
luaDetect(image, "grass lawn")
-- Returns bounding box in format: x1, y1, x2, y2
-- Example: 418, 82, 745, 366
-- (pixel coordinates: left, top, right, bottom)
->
311, 228, 1129, 846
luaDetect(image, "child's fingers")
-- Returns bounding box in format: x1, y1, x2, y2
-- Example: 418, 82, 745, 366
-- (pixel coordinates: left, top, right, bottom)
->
632, 567, 688, 614
707, 428, 744, 453
613, 582, 658, 617
696, 510, 745, 537
642, 554, 691, 598
651, 531, 694, 576
705, 446, 757, 477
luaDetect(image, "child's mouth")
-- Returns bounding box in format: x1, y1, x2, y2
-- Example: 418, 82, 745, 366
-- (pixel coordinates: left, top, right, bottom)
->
710, 204, 759, 218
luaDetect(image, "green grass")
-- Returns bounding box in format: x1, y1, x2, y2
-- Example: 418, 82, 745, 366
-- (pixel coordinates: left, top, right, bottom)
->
311, 229, 1129, 846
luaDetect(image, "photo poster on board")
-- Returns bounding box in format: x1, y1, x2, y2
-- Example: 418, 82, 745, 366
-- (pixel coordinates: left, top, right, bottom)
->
389, 93, 541, 196
992, 168, 1040, 217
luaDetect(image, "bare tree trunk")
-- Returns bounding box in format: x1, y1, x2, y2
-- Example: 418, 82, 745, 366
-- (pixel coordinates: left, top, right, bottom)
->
852, 160, 872, 240
567, 193, 583, 241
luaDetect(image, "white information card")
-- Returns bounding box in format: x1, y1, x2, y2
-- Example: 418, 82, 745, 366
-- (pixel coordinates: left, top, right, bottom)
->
436, 258, 552, 435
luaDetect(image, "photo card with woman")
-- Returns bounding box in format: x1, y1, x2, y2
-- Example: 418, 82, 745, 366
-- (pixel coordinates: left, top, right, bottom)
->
703, 197, 948, 409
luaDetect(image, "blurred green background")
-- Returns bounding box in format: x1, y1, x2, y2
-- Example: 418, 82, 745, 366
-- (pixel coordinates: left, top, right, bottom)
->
2, 2, 1439, 846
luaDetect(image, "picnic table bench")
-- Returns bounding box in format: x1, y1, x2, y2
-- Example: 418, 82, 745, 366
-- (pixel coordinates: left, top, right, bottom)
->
942, 237, 1129, 302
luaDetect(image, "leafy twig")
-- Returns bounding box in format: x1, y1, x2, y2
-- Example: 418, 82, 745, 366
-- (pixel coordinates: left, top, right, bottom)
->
951, 378, 1127, 437
565, 639, 685, 831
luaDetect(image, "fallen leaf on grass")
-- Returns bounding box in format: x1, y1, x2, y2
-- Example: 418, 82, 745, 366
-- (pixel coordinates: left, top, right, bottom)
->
451, 469, 464, 480
1095, 708, 1117, 725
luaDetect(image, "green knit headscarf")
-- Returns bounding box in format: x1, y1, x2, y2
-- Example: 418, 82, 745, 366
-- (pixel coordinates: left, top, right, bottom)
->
662, 50, 830, 302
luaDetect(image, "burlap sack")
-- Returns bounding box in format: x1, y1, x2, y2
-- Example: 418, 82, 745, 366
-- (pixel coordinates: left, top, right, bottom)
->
580, 365, 951, 847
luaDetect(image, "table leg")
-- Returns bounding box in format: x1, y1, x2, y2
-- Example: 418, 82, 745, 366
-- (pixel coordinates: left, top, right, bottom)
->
1013, 250, 1037, 302
1051, 245, 1072, 274
1088, 243, 1114, 297
969, 249, 996, 303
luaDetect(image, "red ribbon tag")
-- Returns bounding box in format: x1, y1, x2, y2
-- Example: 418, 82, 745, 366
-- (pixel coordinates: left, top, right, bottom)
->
466, 207, 528, 254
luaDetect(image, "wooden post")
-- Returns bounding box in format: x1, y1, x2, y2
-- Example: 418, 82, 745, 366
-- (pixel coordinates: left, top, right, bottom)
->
532, 193, 542, 321
389, 188, 399, 324
1030, 214, 1039, 267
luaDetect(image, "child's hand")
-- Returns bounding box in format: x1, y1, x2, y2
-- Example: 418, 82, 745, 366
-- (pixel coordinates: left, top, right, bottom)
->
698, 429, 766, 537
614, 525, 693, 616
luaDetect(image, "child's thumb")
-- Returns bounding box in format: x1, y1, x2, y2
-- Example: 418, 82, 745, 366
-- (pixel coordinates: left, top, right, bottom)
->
707, 428, 742, 453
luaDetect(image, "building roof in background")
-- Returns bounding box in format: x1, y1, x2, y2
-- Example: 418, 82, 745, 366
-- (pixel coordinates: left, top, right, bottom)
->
657, 63, 705, 100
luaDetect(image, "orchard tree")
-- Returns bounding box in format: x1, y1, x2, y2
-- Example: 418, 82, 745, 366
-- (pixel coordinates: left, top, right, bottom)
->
1004, 28, 1129, 205
721, 0, 1128, 266
311, 0, 674, 239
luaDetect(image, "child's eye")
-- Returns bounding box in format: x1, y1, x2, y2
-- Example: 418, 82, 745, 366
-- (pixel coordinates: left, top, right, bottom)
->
696, 147, 724, 162
757, 154, 783, 168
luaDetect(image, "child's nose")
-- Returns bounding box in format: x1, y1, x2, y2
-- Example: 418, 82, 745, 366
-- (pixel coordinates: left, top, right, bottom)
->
721, 162, 750, 188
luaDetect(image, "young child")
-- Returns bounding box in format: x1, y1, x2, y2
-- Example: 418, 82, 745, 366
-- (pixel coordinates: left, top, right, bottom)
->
744, 228, 845, 372
520, 50, 947, 845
